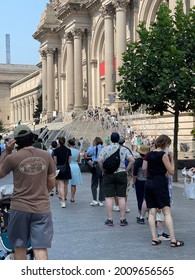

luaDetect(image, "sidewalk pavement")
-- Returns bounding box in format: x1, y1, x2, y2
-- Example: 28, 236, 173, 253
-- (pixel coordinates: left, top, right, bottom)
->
1, 171, 194, 260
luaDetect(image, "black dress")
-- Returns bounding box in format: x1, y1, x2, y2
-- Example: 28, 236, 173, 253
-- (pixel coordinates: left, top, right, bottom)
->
54, 146, 72, 180
144, 151, 170, 209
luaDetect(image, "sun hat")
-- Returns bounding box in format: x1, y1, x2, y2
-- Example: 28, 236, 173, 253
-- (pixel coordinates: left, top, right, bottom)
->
14, 125, 32, 138
137, 145, 150, 155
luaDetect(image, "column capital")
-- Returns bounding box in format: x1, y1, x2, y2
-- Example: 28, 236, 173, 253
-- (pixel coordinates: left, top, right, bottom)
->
40, 50, 47, 58
65, 32, 73, 42
72, 28, 83, 39
112, 0, 129, 10
46, 48, 55, 55
100, 4, 115, 18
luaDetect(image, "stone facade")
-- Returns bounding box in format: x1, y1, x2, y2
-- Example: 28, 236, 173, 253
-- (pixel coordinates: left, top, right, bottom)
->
10, 69, 41, 127
7, 0, 195, 141
0, 64, 38, 128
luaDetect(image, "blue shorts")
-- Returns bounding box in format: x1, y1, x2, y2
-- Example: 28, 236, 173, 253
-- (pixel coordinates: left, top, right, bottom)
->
7, 209, 53, 249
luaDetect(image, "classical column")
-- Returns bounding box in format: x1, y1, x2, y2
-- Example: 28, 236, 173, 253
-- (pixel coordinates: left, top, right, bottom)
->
29, 96, 34, 122
86, 30, 92, 109
60, 73, 66, 115
21, 98, 26, 122
40, 50, 47, 114
25, 97, 30, 122
18, 100, 22, 123
14, 102, 17, 125
91, 59, 98, 108
130, 0, 139, 42
54, 49, 59, 114
46, 48, 55, 119
101, 4, 115, 105
57, 49, 62, 115
73, 28, 84, 111
113, 0, 127, 84
65, 32, 74, 111
10, 102, 14, 124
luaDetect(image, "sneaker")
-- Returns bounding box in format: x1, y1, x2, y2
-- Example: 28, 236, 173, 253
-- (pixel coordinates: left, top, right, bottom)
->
50, 191, 54, 196
120, 219, 128, 226
137, 217, 145, 224
90, 200, 99, 206
113, 205, 120, 212
105, 219, 113, 226
99, 201, 103, 207
158, 232, 170, 241
61, 201, 66, 208
126, 207, 131, 213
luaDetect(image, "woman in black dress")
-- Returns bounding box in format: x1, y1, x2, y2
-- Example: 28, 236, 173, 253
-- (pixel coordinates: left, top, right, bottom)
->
53, 137, 72, 208
142, 134, 184, 247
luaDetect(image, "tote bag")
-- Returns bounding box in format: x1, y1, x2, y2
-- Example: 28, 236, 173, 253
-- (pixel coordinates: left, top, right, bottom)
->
183, 176, 195, 199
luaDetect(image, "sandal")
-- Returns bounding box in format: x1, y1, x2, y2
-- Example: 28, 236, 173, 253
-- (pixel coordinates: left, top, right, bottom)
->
70, 199, 75, 202
151, 240, 161, 246
170, 240, 184, 247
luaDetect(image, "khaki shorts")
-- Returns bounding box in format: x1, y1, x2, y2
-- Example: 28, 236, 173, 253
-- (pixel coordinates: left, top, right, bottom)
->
7, 209, 53, 249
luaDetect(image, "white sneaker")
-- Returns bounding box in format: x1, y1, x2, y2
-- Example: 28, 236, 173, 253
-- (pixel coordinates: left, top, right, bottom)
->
113, 205, 120, 212
99, 201, 103, 207
90, 200, 99, 206
126, 208, 131, 213
61, 201, 66, 208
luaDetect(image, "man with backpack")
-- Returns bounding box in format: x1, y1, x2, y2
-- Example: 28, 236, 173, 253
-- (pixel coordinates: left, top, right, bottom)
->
98, 132, 134, 226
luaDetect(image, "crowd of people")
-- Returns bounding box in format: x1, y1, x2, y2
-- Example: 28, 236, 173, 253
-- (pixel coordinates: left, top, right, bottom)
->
1, 123, 194, 260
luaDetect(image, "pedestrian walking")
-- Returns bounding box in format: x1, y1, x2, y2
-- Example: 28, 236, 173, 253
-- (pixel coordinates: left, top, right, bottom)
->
68, 139, 83, 202
53, 137, 72, 208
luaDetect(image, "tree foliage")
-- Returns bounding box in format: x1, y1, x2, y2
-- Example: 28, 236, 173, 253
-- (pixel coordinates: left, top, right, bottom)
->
117, 0, 195, 181
33, 95, 42, 120
117, 1, 195, 114
0, 119, 3, 132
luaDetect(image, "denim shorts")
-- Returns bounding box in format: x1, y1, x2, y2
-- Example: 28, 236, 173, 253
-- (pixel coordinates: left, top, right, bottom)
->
7, 209, 53, 249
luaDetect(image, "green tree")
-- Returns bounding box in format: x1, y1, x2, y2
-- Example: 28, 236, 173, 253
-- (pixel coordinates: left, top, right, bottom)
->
0, 119, 3, 132
33, 95, 42, 120
117, 0, 195, 181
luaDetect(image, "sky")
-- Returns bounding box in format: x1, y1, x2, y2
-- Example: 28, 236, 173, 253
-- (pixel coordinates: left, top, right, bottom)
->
0, 0, 48, 65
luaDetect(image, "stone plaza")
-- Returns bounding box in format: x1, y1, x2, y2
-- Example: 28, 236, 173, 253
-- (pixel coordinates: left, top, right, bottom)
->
1, 170, 194, 260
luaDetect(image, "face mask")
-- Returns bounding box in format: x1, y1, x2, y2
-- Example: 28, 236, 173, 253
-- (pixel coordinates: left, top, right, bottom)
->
164, 147, 169, 154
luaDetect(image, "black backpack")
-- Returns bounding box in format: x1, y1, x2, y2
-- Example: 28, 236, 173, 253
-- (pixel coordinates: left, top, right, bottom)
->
103, 147, 120, 174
